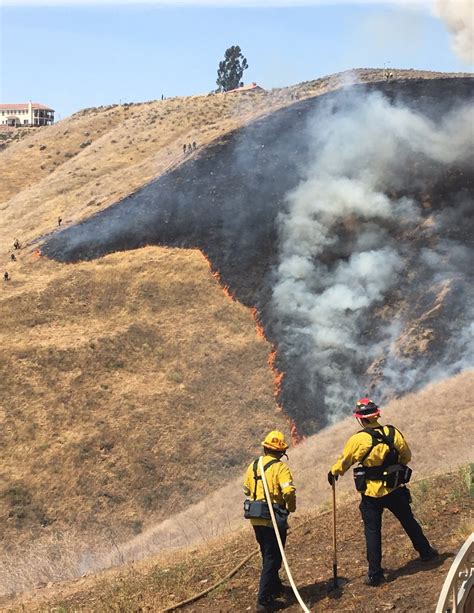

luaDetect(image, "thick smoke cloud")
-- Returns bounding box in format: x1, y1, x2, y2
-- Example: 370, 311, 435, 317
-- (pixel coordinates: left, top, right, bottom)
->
435, 0, 474, 64
271, 90, 474, 421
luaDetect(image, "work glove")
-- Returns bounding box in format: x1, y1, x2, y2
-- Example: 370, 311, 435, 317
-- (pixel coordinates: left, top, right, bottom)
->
327, 471, 338, 486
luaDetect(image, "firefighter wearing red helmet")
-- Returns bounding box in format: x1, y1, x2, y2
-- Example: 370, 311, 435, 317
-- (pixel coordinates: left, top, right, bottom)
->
243, 431, 296, 612
328, 398, 438, 586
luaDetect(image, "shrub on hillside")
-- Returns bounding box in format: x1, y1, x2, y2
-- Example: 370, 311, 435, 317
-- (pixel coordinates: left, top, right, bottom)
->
2, 483, 52, 528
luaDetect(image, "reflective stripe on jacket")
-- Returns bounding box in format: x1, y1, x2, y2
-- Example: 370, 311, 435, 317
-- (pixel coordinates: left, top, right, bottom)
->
243, 454, 296, 526
331, 421, 412, 498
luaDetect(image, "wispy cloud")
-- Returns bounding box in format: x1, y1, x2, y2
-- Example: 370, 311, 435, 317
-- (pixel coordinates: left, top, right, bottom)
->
3, 0, 433, 8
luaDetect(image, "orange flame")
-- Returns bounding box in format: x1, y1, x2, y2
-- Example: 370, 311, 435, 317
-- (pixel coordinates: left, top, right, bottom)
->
267, 349, 283, 397
289, 419, 304, 445
202, 251, 305, 446
202, 252, 235, 301
251, 307, 266, 339
255, 313, 305, 446
33, 249, 42, 258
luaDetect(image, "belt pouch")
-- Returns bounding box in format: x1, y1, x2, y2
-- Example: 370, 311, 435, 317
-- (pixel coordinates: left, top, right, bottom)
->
244, 500, 271, 520
273, 505, 289, 530
353, 467, 367, 492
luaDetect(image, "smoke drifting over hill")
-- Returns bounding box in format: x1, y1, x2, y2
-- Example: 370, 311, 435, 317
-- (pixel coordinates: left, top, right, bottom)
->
436, 0, 474, 64
43, 78, 474, 434
272, 91, 474, 421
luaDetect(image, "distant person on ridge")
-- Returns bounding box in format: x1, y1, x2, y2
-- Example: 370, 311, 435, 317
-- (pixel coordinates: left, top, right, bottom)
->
328, 398, 438, 587
243, 431, 296, 612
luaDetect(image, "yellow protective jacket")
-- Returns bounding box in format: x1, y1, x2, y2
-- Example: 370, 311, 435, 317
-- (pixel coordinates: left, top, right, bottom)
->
243, 454, 296, 526
330, 421, 411, 498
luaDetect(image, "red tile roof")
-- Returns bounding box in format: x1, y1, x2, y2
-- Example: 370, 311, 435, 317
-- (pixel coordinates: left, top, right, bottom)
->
0, 103, 54, 111
225, 82, 265, 94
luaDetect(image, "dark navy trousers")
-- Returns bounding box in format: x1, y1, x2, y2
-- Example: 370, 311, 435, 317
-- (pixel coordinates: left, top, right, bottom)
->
253, 524, 287, 604
359, 486, 432, 578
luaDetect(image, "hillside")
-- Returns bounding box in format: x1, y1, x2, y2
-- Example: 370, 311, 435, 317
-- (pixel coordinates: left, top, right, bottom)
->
0, 68, 466, 249
5, 468, 472, 611
0, 245, 286, 592
1, 68, 473, 599
42, 75, 474, 434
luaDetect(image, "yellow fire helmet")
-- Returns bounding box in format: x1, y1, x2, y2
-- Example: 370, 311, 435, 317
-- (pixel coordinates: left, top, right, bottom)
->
261, 430, 289, 451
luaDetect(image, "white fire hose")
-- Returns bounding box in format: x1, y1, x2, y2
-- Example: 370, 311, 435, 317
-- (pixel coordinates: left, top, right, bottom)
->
258, 456, 311, 613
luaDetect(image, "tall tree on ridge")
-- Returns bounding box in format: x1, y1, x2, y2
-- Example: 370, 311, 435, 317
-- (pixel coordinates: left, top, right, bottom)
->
216, 45, 249, 92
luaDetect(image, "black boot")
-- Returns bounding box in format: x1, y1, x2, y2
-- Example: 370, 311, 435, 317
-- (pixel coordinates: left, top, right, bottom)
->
363, 573, 386, 587
419, 547, 439, 561
255, 597, 285, 611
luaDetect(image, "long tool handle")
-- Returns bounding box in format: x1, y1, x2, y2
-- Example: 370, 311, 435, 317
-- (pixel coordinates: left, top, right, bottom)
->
258, 456, 310, 613
332, 481, 339, 589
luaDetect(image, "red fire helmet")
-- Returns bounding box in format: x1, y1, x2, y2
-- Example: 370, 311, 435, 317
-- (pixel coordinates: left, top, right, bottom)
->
353, 397, 381, 419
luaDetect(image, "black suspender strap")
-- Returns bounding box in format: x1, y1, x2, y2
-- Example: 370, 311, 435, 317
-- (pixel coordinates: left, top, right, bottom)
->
358, 425, 399, 466
252, 458, 280, 500
252, 459, 259, 499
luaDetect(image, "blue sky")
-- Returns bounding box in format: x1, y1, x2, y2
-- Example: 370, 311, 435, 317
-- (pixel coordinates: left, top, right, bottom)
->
0, 1, 470, 119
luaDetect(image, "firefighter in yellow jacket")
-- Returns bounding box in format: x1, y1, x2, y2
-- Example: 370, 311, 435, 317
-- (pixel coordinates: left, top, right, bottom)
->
243, 431, 296, 612
328, 398, 438, 586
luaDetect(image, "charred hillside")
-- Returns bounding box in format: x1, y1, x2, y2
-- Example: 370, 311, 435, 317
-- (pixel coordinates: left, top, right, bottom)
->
43, 78, 474, 435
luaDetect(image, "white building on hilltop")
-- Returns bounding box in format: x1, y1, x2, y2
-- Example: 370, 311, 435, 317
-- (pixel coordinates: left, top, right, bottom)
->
0, 102, 54, 127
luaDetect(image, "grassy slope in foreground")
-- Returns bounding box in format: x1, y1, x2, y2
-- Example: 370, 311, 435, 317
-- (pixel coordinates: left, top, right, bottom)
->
3, 370, 472, 607
7, 468, 473, 612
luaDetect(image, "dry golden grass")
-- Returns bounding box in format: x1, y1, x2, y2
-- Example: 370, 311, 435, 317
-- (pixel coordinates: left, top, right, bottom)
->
0, 246, 287, 593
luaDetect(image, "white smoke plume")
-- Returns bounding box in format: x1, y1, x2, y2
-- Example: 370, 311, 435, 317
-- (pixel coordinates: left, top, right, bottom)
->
271, 89, 474, 421
435, 0, 474, 64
